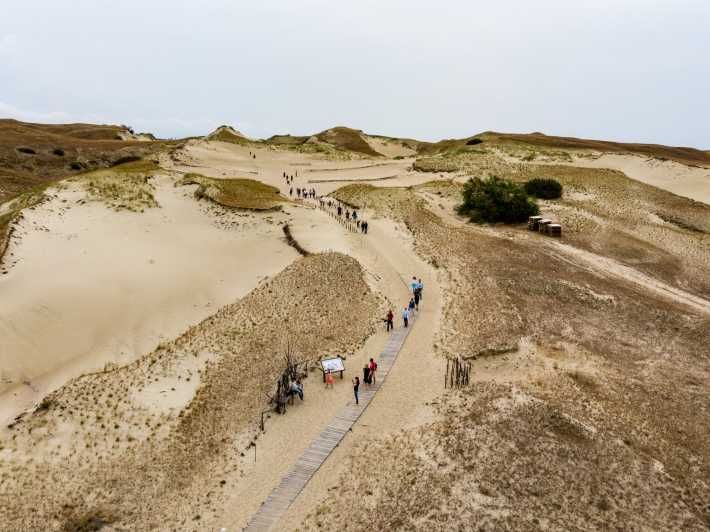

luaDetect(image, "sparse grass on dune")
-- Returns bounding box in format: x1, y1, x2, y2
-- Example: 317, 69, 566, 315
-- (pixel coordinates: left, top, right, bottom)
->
178, 172, 285, 211
416, 130, 710, 166
0, 182, 53, 264
0, 253, 381, 531
304, 187, 710, 531
315, 127, 383, 157
72, 159, 160, 212
0, 118, 173, 204
209, 128, 251, 145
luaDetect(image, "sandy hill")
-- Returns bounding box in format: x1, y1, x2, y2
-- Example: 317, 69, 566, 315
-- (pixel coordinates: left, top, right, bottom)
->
205, 124, 250, 145
0, 119, 168, 204
264, 127, 385, 157
418, 130, 710, 167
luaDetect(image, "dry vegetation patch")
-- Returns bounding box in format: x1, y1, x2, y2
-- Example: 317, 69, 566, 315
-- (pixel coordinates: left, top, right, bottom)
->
178, 172, 286, 211
306, 185, 710, 530
0, 119, 171, 204
71, 159, 160, 212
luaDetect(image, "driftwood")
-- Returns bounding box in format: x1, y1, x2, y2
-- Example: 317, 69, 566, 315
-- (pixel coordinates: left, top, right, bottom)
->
267, 342, 309, 416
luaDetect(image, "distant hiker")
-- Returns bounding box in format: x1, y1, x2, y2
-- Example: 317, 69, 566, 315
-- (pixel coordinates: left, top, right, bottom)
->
386, 309, 394, 331
352, 210, 358, 221
414, 289, 420, 311
369, 358, 378, 384
337, 206, 342, 216
410, 276, 418, 294
253, 154, 256, 159
297, 188, 301, 198
357, 220, 361, 229
362, 221, 368, 234
325, 371, 334, 389
289, 187, 293, 197
353, 376, 360, 405
417, 278, 424, 301
409, 298, 416, 314
346, 210, 350, 220
363, 364, 371, 385
402, 307, 409, 328
295, 170, 298, 178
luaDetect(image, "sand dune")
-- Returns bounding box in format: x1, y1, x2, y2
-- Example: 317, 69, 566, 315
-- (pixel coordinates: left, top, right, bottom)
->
1, 129, 709, 531
570, 153, 710, 205
0, 174, 297, 423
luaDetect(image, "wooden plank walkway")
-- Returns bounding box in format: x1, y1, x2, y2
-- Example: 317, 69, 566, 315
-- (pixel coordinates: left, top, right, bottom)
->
244, 314, 417, 531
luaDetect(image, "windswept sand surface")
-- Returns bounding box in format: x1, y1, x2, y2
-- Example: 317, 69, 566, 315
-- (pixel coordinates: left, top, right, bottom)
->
167, 140, 442, 196
570, 153, 710, 205
0, 175, 297, 422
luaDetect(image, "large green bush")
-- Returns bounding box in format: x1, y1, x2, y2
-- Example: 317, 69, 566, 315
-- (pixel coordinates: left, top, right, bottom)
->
457, 176, 539, 223
524, 177, 563, 199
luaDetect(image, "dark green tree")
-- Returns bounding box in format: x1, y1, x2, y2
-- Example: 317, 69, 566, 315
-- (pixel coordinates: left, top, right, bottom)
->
457, 176, 539, 223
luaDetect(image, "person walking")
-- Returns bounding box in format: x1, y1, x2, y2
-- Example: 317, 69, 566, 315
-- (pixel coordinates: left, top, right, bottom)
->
408, 298, 416, 316
325, 371, 334, 389
386, 309, 394, 331
402, 306, 409, 328
414, 288, 420, 311
363, 221, 368, 234
363, 364, 371, 386
369, 358, 378, 385
352, 376, 360, 405
417, 278, 424, 301
289, 187, 293, 197
410, 276, 418, 295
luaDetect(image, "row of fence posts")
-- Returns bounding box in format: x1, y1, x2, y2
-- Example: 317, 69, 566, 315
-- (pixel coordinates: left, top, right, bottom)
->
317, 198, 361, 234
445, 357, 471, 388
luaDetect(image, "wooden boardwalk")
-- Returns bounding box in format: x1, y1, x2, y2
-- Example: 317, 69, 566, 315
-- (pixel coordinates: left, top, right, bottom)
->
244, 315, 416, 531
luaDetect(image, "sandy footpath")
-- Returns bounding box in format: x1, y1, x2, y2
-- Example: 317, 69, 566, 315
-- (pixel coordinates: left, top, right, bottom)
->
0, 175, 297, 423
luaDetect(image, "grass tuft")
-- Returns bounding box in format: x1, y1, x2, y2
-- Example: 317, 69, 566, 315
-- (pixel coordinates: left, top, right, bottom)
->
178, 173, 285, 211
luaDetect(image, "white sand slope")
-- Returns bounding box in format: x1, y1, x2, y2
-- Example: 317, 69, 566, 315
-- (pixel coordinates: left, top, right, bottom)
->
0, 175, 297, 422
571, 153, 710, 205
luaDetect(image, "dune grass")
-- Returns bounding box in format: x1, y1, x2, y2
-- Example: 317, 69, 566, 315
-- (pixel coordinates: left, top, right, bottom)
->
74, 159, 159, 212
210, 128, 250, 145
178, 173, 285, 211
0, 183, 52, 264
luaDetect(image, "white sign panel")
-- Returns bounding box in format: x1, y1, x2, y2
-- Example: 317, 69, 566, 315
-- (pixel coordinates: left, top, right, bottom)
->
321, 357, 345, 373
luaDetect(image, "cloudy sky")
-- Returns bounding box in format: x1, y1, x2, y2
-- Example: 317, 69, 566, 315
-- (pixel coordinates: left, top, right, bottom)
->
1, 1, 708, 147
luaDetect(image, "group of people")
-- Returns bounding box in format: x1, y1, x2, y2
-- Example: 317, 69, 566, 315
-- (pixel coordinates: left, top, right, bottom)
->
283, 170, 298, 185
291, 187, 317, 199
351, 358, 378, 405
385, 276, 423, 330
319, 198, 370, 234
353, 276, 424, 404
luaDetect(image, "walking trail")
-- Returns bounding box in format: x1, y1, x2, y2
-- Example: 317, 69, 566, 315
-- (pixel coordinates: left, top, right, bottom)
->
244, 314, 418, 531
221, 200, 442, 531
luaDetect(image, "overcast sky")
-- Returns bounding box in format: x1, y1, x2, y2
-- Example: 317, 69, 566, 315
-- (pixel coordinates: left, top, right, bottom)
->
1, 1, 708, 147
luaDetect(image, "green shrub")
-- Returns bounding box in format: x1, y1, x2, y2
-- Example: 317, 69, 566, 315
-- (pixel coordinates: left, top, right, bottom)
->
457, 176, 539, 223
524, 177, 563, 199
